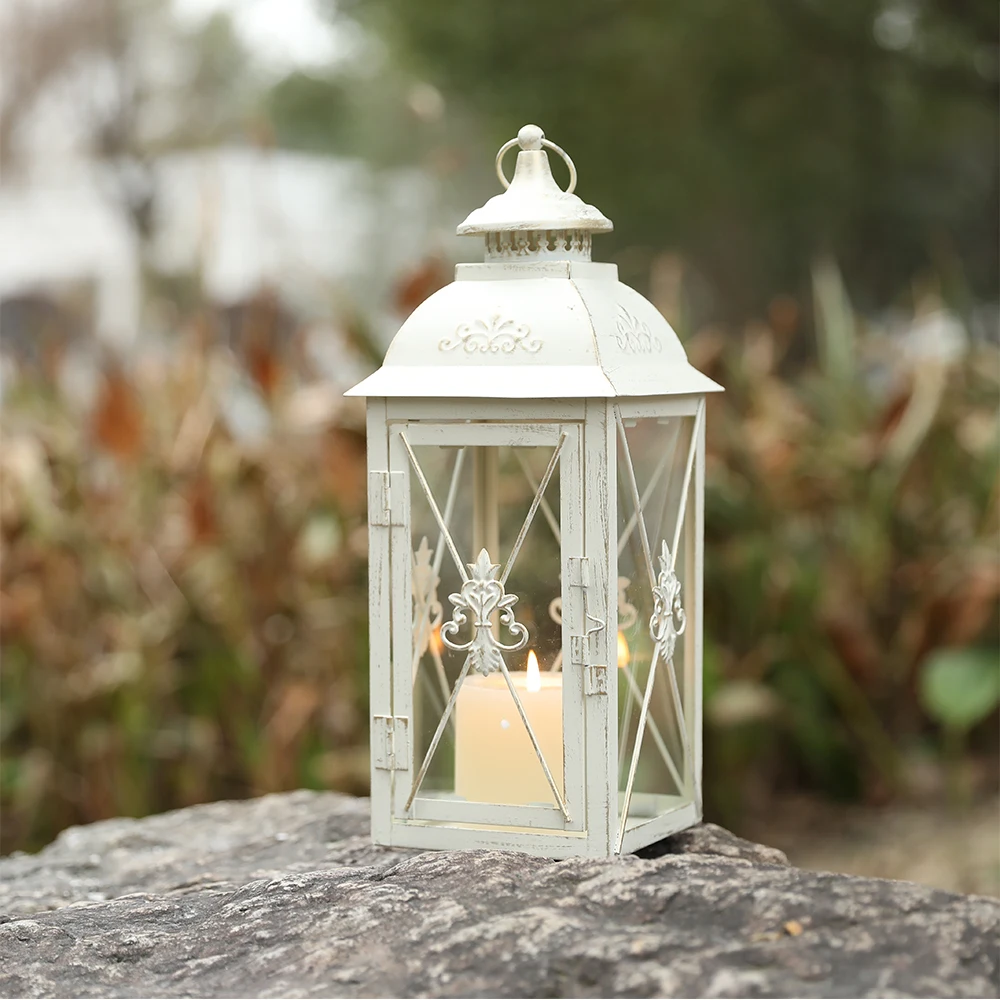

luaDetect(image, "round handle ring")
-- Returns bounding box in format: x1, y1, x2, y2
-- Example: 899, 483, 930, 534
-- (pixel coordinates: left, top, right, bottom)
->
495, 137, 577, 194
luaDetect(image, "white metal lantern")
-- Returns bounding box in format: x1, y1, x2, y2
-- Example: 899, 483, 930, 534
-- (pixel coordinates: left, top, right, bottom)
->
347, 124, 722, 858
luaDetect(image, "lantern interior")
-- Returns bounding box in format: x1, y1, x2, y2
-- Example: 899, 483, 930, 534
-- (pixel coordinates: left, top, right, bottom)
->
615, 413, 698, 839
401, 430, 577, 828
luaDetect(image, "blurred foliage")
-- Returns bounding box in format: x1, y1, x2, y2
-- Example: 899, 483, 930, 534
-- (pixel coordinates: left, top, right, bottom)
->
2, 0, 998, 855
1, 305, 373, 852
339, 0, 999, 318
266, 73, 354, 154
919, 646, 999, 805
921, 649, 1000, 733
695, 268, 999, 824
2, 272, 997, 852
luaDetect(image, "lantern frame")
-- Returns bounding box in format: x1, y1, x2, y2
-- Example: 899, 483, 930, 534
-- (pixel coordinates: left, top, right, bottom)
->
363, 394, 705, 858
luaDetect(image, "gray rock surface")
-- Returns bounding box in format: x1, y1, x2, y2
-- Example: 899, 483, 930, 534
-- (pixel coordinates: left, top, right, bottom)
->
0, 791, 997, 998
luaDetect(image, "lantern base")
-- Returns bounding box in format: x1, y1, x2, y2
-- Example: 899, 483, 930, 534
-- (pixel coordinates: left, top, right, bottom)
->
373, 799, 700, 859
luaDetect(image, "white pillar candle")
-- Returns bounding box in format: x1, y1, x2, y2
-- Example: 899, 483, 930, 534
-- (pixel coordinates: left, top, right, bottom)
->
455, 651, 563, 806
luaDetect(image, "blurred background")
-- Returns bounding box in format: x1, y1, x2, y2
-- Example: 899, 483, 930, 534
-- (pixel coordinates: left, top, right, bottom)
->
1, 0, 997, 893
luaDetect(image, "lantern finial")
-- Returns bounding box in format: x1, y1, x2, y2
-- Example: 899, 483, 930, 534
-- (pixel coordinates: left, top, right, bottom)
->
456, 125, 612, 261
346, 123, 724, 400
517, 124, 545, 150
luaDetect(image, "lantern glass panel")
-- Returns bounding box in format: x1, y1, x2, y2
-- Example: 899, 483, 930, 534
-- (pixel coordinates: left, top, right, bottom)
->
406, 443, 470, 799
398, 425, 578, 828
616, 415, 696, 827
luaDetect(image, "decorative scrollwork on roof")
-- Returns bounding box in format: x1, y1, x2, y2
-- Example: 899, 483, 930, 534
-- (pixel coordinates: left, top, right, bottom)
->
441, 549, 529, 675
439, 314, 543, 355
615, 306, 662, 355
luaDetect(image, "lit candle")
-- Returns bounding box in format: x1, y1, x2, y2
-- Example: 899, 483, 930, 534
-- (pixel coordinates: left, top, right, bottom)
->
455, 650, 563, 806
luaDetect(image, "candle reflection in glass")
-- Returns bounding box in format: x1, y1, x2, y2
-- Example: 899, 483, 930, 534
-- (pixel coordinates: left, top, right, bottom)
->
617, 631, 630, 669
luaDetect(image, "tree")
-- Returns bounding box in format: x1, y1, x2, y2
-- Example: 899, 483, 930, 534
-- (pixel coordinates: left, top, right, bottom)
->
340, 0, 999, 322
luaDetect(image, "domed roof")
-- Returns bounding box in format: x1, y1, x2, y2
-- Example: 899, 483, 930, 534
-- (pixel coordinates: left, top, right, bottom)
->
346, 126, 721, 400
346, 260, 721, 398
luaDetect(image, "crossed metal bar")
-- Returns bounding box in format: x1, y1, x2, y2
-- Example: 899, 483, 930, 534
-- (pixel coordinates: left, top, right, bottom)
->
410, 447, 467, 721
614, 419, 683, 784
616, 420, 680, 558
519, 424, 688, 799
513, 449, 561, 545
396, 412, 700, 844
399, 431, 570, 819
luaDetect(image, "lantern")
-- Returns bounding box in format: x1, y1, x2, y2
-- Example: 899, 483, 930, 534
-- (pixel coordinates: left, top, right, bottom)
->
347, 125, 722, 857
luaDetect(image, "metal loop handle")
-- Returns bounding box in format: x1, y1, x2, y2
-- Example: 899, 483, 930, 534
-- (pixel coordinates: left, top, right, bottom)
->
496, 136, 577, 194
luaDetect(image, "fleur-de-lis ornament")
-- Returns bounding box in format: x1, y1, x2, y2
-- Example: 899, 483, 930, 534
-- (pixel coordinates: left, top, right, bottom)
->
649, 541, 686, 662
441, 549, 529, 674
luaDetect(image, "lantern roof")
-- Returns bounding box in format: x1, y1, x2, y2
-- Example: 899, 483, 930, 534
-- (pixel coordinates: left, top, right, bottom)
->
346, 126, 723, 400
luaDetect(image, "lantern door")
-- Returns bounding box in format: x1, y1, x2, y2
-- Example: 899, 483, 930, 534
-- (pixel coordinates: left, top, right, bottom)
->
613, 396, 704, 853
376, 415, 588, 846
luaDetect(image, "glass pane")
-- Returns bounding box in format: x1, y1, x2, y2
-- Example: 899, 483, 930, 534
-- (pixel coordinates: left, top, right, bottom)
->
498, 445, 562, 672
405, 437, 565, 816
616, 415, 695, 828
407, 443, 470, 797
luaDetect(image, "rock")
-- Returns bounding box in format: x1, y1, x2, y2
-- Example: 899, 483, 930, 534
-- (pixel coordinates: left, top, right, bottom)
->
0, 792, 996, 999
0, 790, 407, 918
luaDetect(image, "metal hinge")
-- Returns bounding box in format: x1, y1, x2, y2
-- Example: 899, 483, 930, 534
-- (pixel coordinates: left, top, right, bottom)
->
567, 557, 590, 589
571, 630, 605, 666
372, 715, 410, 770
569, 634, 592, 667
566, 557, 609, 695
368, 471, 405, 526
585, 664, 608, 696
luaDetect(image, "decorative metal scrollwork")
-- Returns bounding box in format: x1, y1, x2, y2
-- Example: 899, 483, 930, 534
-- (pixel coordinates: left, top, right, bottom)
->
441, 548, 529, 674
649, 541, 686, 661
615, 306, 662, 355
548, 595, 562, 626
438, 314, 543, 355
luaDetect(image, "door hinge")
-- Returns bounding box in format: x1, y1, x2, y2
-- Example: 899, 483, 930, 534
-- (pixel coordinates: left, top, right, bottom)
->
567, 557, 590, 588
368, 471, 405, 526
585, 664, 608, 696
372, 715, 410, 770
570, 626, 604, 667
567, 557, 608, 694
573, 635, 608, 697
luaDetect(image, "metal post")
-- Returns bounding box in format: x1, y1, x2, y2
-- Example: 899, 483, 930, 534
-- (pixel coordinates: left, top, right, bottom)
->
472, 446, 500, 561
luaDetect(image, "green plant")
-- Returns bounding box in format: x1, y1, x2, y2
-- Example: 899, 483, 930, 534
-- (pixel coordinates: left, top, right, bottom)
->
697, 267, 999, 824
920, 647, 1000, 803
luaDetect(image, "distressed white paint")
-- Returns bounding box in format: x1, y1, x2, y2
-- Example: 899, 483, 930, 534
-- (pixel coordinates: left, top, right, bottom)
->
458, 124, 611, 236
349, 126, 721, 858
346, 260, 722, 399
365, 399, 393, 845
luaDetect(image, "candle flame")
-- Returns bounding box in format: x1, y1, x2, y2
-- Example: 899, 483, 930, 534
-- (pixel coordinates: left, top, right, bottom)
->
617, 631, 630, 669
526, 649, 541, 692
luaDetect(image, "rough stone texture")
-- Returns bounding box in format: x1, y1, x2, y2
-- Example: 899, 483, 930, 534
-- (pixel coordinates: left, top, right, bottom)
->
0, 791, 403, 918
0, 792, 997, 999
